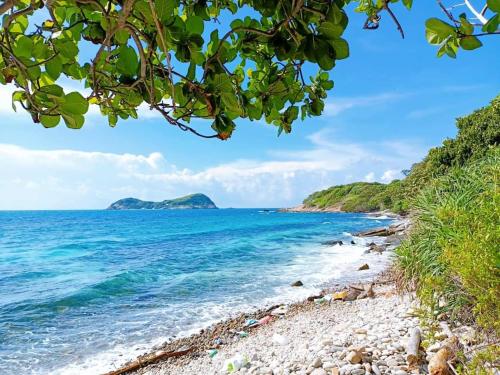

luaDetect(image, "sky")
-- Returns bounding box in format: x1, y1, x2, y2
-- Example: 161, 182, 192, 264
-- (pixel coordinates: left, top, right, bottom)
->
0, 2, 499, 210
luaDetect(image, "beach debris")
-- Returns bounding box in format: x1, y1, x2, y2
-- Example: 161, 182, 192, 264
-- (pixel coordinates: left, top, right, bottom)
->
236, 331, 249, 338
270, 305, 288, 316
314, 295, 332, 304
332, 290, 349, 300
428, 336, 461, 375
272, 333, 289, 346
214, 337, 224, 346
406, 327, 421, 366
258, 315, 273, 325
223, 353, 249, 373
208, 349, 218, 358
245, 319, 259, 327
102, 347, 193, 375
358, 263, 369, 271
307, 294, 324, 301
291, 280, 303, 287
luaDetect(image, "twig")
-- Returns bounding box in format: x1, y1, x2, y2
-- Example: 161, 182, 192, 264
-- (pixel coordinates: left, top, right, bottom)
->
382, 0, 405, 38
464, 0, 488, 24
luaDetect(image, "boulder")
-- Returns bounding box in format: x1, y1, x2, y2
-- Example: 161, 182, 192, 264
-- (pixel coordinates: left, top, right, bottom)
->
358, 264, 369, 271
291, 280, 303, 287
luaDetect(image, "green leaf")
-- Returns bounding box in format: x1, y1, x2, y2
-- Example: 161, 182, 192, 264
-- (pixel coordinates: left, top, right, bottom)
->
314, 40, 335, 70
318, 22, 344, 39
487, 0, 500, 13
62, 113, 85, 129
45, 56, 63, 80
40, 114, 61, 128
482, 14, 499, 33
62, 92, 89, 115
459, 36, 483, 50
186, 15, 204, 35
221, 92, 240, 114
330, 38, 349, 60
13, 36, 33, 58
59, 41, 79, 59
402, 0, 413, 9
155, 0, 175, 23
425, 18, 456, 44
117, 46, 139, 77
459, 15, 474, 35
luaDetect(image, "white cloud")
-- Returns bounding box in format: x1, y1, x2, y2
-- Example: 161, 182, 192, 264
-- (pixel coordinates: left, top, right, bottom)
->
0, 129, 426, 209
364, 172, 375, 182
381, 169, 401, 182
323, 92, 406, 117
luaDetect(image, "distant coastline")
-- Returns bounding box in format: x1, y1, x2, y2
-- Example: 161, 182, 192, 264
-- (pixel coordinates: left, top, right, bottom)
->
107, 193, 217, 210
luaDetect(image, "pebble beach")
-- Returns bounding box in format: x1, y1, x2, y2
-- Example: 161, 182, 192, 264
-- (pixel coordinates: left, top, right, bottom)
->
137, 281, 420, 375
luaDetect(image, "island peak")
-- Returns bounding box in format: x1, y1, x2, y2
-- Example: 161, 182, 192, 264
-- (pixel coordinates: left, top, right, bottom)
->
107, 193, 217, 210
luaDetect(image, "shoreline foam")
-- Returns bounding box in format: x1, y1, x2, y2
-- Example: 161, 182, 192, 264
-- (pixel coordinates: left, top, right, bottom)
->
101, 220, 406, 375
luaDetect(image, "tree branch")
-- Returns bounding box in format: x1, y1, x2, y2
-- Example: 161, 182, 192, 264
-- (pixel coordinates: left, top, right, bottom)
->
0, 0, 14, 15
464, 0, 488, 24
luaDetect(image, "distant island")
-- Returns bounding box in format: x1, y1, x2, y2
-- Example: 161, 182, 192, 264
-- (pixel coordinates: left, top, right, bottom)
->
107, 193, 217, 210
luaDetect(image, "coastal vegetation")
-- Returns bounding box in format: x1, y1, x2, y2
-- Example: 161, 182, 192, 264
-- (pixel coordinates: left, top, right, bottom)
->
0, 0, 498, 138
302, 96, 500, 214
303, 96, 500, 371
302, 180, 403, 213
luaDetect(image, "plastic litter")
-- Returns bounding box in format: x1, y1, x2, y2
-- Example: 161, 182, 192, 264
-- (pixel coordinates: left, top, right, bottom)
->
270, 305, 288, 316
237, 331, 249, 338
258, 315, 272, 325
222, 353, 249, 373
213, 337, 224, 345
208, 349, 218, 358
272, 333, 289, 346
245, 319, 258, 327
314, 295, 332, 304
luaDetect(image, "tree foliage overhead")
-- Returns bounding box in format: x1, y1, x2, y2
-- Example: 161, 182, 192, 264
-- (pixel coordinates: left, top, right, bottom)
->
0, 0, 498, 138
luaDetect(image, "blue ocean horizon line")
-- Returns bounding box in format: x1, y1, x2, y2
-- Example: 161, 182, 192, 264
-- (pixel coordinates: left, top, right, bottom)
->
0, 209, 392, 375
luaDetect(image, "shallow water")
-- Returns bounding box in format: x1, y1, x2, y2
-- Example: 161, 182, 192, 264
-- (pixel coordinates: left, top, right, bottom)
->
0, 209, 393, 374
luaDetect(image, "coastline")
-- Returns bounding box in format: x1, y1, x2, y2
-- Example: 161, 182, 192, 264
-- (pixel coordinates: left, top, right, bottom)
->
105, 217, 409, 375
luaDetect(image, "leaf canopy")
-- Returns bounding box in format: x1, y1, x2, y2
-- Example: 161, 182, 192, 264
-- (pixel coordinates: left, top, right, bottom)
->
0, 0, 498, 138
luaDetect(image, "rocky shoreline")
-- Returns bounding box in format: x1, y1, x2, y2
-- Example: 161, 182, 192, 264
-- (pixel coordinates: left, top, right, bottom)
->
104, 219, 411, 375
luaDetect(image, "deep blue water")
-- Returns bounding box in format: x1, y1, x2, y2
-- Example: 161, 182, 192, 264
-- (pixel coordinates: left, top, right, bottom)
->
0, 209, 393, 374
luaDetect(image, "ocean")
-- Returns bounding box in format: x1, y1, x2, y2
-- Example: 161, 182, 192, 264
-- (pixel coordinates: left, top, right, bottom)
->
0, 209, 394, 374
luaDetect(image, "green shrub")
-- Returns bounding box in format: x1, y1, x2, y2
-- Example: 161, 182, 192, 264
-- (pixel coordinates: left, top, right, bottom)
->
396, 150, 500, 333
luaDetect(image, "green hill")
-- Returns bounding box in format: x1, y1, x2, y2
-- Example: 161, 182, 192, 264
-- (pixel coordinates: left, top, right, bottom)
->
302, 180, 403, 213
107, 193, 218, 210
302, 96, 499, 214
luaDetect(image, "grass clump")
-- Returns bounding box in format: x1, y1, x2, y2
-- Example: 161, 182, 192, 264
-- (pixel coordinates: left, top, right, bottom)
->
396, 150, 500, 333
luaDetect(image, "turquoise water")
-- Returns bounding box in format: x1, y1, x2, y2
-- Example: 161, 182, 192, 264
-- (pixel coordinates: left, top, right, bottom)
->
0, 209, 393, 374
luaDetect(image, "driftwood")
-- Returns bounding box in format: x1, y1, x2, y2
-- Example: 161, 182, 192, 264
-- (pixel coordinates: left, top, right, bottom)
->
428, 336, 460, 375
103, 347, 193, 375
406, 327, 421, 366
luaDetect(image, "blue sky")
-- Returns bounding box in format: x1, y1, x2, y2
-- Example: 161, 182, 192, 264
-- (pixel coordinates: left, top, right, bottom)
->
0, 2, 499, 209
